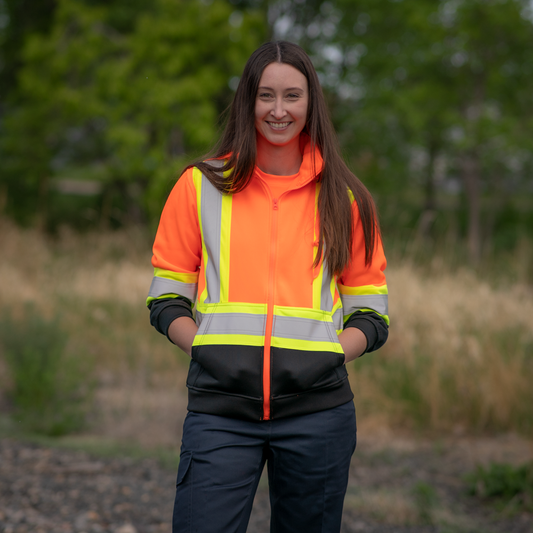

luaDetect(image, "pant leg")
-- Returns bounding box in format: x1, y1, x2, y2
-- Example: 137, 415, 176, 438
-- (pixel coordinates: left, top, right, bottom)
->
173, 411, 267, 533
267, 401, 357, 533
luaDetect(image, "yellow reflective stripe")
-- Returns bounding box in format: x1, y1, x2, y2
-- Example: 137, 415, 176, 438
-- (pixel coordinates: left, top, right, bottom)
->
154, 268, 198, 284
146, 294, 180, 306
347, 187, 355, 203
332, 302, 343, 332
312, 183, 322, 310
328, 274, 336, 310
312, 262, 326, 311
273, 305, 333, 321
271, 336, 344, 353
219, 193, 232, 303
193, 334, 265, 347
337, 283, 388, 296
344, 309, 390, 326
192, 333, 343, 352
197, 302, 267, 315
193, 168, 209, 305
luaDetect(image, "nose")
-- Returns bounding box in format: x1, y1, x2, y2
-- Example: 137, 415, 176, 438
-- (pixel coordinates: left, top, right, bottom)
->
270, 97, 287, 120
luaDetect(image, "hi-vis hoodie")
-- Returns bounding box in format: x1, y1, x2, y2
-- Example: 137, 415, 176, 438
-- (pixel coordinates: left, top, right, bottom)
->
147, 141, 389, 422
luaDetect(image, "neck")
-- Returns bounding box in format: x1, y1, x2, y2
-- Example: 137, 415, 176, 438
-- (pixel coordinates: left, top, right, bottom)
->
255, 134, 303, 176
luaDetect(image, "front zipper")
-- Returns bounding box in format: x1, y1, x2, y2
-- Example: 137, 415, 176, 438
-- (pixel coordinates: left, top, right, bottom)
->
262, 197, 279, 420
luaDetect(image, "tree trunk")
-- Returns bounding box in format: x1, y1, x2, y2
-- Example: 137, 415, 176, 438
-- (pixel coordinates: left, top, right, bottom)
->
460, 151, 482, 264
417, 138, 439, 240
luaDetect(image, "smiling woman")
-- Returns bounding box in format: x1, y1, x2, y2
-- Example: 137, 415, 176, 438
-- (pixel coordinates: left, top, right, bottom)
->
146, 41, 389, 533
254, 63, 309, 175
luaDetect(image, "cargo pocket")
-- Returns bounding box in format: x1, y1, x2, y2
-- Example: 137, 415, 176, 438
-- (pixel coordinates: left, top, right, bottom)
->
176, 451, 192, 486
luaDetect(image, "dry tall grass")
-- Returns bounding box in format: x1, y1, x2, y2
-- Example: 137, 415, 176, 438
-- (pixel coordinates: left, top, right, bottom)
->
1, 219, 532, 446
351, 258, 533, 435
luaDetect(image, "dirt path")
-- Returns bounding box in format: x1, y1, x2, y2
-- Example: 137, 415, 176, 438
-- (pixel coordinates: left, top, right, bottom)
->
1, 434, 532, 533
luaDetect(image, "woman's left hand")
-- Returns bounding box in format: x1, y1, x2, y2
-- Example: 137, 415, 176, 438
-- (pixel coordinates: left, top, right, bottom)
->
338, 327, 368, 364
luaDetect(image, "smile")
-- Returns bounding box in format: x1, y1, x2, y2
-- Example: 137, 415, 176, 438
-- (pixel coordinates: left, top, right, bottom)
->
267, 122, 291, 129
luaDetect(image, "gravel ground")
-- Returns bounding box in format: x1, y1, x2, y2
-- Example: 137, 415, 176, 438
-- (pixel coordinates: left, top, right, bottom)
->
1, 435, 532, 533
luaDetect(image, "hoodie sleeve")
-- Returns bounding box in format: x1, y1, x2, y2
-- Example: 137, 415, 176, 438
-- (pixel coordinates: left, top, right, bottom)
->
337, 201, 389, 354
146, 168, 201, 341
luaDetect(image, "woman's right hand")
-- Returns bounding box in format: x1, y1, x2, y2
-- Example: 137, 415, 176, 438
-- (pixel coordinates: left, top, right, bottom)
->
167, 317, 199, 357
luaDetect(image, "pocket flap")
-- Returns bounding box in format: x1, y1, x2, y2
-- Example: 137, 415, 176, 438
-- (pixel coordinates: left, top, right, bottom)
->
176, 451, 192, 486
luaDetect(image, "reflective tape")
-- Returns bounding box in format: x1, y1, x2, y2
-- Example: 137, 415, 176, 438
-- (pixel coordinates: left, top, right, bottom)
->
340, 293, 388, 317
147, 276, 197, 301
194, 310, 341, 347
320, 261, 334, 312
196, 311, 267, 336
272, 315, 339, 344
200, 176, 223, 304
332, 307, 343, 331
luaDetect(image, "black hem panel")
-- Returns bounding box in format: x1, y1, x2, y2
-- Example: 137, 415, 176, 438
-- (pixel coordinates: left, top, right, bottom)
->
270, 377, 354, 420
187, 377, 353, 422
187, 388, 264, 421
189, 345, 263, 398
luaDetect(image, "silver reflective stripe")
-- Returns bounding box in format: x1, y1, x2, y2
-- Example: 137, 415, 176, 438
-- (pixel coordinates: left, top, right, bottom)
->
148, 276, 197, 301
320, 261, 333, 312
340, 294, 388, 316
200, 176, 223, 304
195, 311, 267, 336
332, 307, 343, 331
273, 315, 338, 343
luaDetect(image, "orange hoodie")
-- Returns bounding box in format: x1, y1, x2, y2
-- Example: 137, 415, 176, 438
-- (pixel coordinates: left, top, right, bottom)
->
147, 140, 388, 421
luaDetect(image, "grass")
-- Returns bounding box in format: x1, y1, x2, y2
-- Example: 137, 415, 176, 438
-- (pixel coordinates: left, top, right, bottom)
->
0, 219, 532, 447
0, 305, 93, 435
350, 256, 533, 435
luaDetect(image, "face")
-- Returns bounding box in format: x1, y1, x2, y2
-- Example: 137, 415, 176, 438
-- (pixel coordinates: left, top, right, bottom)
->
254, 62, 309, 148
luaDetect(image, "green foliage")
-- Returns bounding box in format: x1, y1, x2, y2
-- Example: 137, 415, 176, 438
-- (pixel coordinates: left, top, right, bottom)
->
0, 306, 93, 436
279, 0, 533, 259
412, 482, 438, 524
465, 462, 533, 512
0, 0, 266, 228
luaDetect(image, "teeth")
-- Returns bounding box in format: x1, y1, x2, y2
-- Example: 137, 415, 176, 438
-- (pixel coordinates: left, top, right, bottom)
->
269, 122, 290, 129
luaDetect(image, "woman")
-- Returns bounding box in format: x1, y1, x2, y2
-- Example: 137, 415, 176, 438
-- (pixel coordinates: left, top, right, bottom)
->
147, 41, 389, 533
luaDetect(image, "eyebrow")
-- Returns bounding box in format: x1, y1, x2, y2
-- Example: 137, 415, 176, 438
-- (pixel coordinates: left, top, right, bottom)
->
257, 86, 305, 91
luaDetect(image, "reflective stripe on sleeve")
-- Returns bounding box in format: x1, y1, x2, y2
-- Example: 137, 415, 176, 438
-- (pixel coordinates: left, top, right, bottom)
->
147, 276, 198, 302
340, 293, 389, 318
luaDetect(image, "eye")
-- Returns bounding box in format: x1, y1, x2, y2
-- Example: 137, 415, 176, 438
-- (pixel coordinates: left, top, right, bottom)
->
286, 93, 302, 100
258, 92, 274, 99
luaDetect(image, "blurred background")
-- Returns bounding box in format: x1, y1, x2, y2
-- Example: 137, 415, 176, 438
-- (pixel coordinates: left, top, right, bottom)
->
0, 0, 532, 448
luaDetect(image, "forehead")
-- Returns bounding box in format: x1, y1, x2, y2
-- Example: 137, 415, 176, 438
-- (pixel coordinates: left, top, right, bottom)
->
258, 62, 308, 89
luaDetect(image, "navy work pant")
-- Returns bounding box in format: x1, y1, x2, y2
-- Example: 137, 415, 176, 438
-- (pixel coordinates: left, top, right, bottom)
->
172, 401, 357, 533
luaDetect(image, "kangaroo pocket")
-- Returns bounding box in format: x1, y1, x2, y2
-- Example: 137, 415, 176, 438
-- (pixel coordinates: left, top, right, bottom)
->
270, 346, 346, 398
188, 344, 263, 399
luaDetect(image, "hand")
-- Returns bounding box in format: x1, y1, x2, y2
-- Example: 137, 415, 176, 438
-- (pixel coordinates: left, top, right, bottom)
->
338, 327, 368, 364
167, 317, 198, 357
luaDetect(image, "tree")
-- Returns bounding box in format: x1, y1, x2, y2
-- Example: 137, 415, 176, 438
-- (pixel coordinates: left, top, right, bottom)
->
0, 0, 266, 228
272, 0, 533, 261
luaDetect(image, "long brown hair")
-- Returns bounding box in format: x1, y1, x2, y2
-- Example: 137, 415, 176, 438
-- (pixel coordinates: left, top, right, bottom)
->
189, 41, 380, 275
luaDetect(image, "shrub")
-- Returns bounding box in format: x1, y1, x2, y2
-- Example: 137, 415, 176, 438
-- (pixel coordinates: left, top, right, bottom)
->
0, 306, 93, 436
465, 462, 533, 512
